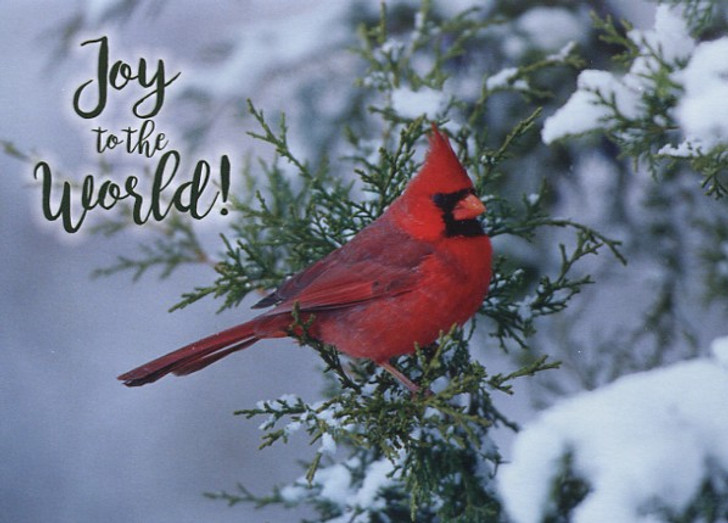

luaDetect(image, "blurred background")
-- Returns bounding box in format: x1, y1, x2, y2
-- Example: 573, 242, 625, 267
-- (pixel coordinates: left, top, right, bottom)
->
3, 1, 727, 522
1, 2, 344, 521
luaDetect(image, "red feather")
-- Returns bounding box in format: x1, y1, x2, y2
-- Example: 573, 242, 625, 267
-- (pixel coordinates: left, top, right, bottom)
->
118, 125, 492, 391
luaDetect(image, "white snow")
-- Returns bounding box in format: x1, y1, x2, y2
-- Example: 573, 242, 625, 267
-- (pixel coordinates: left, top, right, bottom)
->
390, 85, 448, 120
350, 458, 395, 509
317, 462, 353, 506
674, 37, 728, 150
279, 455, 396, 520
657, 141, 701, 158
627, 4, 695, 79
712, 336, 728, 368
257, 414, 275, 431
277, 393, 301, 405
318, 432, 337, 456
315, 401, 344, 429
486, 67, 528, 91
283, 420, 302, 437
279, 482, 308, 503
517, 7, 585, 52
546, 41, 577, 62
497, 344, 728, 523
542, 70, 639, 143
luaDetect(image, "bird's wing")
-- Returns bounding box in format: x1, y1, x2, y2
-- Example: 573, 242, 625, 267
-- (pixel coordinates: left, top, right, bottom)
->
256, 220, 434, 314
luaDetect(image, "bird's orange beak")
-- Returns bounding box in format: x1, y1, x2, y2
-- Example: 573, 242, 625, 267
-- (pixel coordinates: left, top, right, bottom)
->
452, 193, 486, 221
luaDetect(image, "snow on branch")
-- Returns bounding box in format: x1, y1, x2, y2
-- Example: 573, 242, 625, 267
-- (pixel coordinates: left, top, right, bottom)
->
498, 336, 728, 522
542, 4, 728, 197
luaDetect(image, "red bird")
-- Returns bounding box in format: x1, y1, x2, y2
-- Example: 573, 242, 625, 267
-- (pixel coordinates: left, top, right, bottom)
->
118, 126, 492, 392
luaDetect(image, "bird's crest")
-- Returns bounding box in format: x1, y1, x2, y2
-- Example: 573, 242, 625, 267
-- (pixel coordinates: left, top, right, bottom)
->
405, 124, 475, 197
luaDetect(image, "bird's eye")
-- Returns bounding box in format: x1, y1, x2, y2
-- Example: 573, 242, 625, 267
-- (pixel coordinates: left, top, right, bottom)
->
432, 188, 475, 211
432, 193, 446, 208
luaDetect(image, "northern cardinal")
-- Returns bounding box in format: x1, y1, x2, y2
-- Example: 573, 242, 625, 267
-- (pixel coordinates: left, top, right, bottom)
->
118, 125, 492, 392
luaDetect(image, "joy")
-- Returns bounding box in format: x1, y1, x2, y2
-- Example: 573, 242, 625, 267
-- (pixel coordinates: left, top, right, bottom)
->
72, 35, 180, 119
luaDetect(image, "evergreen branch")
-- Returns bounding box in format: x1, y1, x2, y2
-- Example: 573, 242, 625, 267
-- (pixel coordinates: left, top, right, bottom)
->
92, 217, 212, 281
246, 99, 309, 177
2, 139, 34, 162
204, 483, 286, 509
487, 355, 561, 395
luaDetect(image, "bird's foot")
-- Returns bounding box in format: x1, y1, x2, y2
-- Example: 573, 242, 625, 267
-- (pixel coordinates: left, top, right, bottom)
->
378, 361, 432, 397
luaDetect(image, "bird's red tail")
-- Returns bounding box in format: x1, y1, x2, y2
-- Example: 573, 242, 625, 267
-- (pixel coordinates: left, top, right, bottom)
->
117, 321, 260, 387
